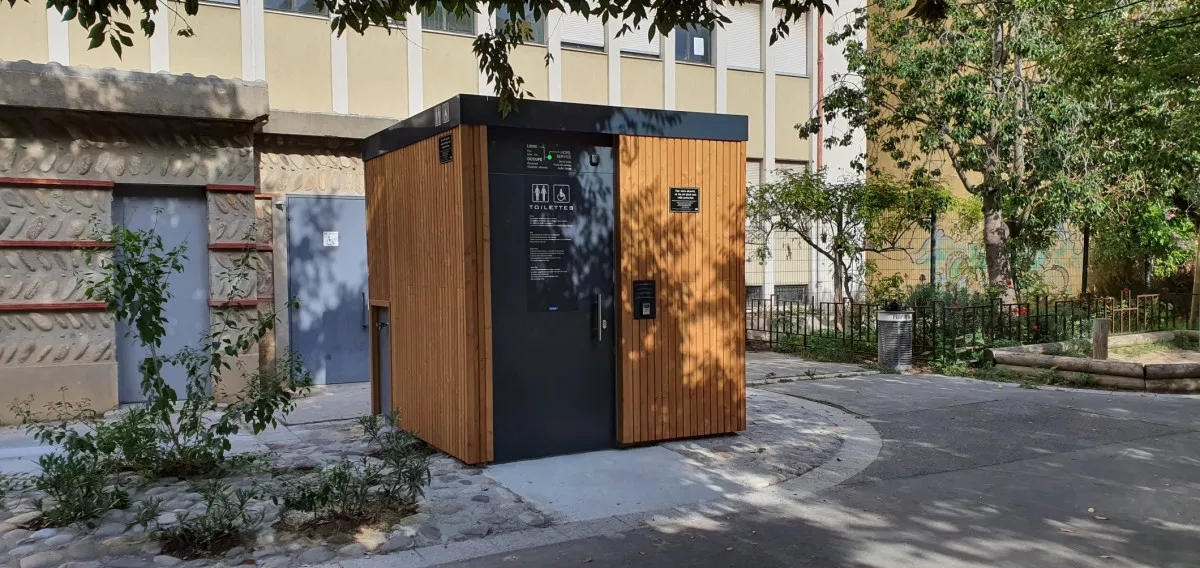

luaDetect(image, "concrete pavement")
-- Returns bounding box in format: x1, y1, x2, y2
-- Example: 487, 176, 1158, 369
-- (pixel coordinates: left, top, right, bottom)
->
420, 374, 1200, 568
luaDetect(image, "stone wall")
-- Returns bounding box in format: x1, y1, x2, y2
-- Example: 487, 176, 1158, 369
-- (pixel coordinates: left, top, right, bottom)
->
0, 108, 261, 423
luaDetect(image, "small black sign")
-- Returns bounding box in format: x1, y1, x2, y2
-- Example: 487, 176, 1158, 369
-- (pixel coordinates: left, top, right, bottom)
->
527, 180, 578, 312
632, 280, 656, 320
669, 187, 699, 213
438, 133, 453, 164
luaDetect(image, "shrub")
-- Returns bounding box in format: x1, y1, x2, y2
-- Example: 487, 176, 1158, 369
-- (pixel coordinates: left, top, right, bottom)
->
133, 480, 267, 559
31, 452, 129, 527
278, 412, 430, 525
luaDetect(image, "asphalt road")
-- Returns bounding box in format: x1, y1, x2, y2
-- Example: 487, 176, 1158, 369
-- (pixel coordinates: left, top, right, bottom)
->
439, 375, 1200, 568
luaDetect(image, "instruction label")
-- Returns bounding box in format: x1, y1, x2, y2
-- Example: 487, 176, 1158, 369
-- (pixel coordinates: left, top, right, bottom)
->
527, 180, 578, 312
670, 187, 700, 213
525, 144, 573, 172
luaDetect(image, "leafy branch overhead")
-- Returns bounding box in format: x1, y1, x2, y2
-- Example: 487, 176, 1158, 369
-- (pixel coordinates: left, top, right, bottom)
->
11, 0, 832, 113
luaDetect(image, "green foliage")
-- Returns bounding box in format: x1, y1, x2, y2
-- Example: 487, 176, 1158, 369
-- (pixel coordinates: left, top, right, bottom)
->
277, 412, 430, 524
13, 0, 829, 116
136, 480, 267, 559
813, 0, 1087, 298
30, 452, 129, 527
747, 168, 949, 301
1049, 1, 1200, 283
776, 334, 876, 364
866, 273, 907, 309
13, 221, 312, 517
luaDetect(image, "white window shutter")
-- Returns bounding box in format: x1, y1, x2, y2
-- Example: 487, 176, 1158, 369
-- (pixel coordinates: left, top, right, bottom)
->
621, 13, 660, 55
726, 3, 761, 70
746, 160, 762, 187
776, 161, 807, 174
774, 11, 808, 75
561, 9, 605, 48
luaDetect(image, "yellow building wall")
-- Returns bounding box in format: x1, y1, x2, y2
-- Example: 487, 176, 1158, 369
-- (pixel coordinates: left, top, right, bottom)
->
423, 32, 477, 107
0, 2, 49, 63
774, 232, 812, 285
676, 64, 715, 113
169, 6, 242, 79
776, 75, 811, 162
728, 69, 764, 158
510, 45, 548, 100
561, 49, 607, 105
69, 15, 151, 71
620, 57, 662, 110
265, 13, 333, 112
348, 26, 408, 118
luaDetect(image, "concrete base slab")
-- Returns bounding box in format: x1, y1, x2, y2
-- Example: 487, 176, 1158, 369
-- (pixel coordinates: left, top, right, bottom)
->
486, 447, 745, 523
283, 383, 370, 425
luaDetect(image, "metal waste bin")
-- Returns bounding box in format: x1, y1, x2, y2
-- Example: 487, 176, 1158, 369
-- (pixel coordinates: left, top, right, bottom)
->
877, 310, 914, 371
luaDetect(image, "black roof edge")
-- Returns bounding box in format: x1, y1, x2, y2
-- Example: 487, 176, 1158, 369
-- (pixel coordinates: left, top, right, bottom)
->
361, 94, 750, 161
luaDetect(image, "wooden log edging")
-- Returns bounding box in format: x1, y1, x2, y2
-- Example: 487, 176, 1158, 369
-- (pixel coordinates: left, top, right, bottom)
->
990, 351, 1145, 378
986, 334, 1200, 392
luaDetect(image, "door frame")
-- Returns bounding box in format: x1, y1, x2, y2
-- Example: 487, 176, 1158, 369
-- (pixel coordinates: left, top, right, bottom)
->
369, 301, 391, 415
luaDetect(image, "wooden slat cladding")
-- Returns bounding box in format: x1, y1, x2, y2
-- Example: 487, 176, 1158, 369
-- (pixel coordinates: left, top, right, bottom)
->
616, 135, 747, 444
363, 125, 493, 464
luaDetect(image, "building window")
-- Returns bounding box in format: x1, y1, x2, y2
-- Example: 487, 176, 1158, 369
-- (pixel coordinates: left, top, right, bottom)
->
203, 0, 240, 5
746, 286, 765, 302
726, 3, 761, 70
496, 5, 545, 44
775, 284, 809, 303
423, 2, 475, 34
675, 25, 711, 64
560, 6, 605, 51
775, 11, 809, 76
264, 0, 326, 14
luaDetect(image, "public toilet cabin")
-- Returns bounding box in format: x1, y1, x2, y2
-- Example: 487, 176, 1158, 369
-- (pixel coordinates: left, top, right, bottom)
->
362, 95, 748, 464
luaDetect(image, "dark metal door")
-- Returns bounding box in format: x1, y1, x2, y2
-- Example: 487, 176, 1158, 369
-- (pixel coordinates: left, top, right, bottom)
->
113, 187, 210, 403
488, 130, 616, 462
286, 195, 369, 385
376, 307, 392, 414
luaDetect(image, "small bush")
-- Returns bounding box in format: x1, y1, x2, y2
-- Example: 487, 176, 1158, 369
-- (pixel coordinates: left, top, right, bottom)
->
278, 412, 430, 525
135, 480, 266, 559
32, 452, 129, 527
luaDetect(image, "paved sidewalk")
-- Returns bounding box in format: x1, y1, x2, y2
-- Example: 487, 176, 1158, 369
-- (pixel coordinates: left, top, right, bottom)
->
746, 351, 876, 385
424, 375, 1200, 568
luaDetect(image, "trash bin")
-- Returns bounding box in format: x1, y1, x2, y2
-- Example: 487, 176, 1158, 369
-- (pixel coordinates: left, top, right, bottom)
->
877, 310, 914, 371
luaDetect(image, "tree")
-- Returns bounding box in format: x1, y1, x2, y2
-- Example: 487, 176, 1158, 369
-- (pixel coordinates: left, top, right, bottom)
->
14, 0, 830, 114
1047, 0, 1200, 291
746, 168, 949, 302
812, 0, 1086, 301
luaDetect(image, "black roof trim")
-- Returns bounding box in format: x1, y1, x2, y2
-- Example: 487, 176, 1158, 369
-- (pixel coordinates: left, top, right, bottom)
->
362, 94, 749, 160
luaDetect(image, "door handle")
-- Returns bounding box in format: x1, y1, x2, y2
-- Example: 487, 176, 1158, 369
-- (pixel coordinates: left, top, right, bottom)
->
595, 292, 604, 341
362, 292, 368, 329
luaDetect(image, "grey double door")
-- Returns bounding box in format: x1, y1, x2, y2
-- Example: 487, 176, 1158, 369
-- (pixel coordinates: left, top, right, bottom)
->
286, 195, 370, 385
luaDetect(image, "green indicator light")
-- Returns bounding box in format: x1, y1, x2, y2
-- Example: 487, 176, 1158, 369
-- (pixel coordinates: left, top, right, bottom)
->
546, 154, 553, 160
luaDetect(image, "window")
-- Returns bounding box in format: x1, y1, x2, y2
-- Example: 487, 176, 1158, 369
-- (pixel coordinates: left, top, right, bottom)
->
746, 159, 762, 188
675, 25, 711, 64
561, 6, 605, 50
746, 286, 765, 303
621, 13, 659, 56
776, 284, 809, 303
726, 3, 761, 70
774, 11, 808, 76
204, 0, 239, 5
423, 2, 475, 34
497, 5, 545, 44
264, 0, 326, 14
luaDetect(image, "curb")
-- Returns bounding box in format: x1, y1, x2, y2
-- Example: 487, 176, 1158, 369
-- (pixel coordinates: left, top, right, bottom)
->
328, 391, 882, 568
747, 370, 880, 387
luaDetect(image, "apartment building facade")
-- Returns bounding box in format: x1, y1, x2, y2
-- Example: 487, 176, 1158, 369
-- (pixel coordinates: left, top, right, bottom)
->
0, 0, 843, 420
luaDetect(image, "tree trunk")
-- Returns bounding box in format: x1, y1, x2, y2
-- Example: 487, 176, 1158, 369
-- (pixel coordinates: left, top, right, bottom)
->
982, 193, 1016, 303
832, 255, 844, 304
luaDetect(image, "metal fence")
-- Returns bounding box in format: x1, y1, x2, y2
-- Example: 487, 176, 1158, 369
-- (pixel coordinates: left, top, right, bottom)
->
748, 292, 1199, 361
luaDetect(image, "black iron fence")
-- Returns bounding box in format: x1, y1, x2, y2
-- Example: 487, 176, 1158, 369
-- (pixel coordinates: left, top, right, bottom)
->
747, 292, 1200, 361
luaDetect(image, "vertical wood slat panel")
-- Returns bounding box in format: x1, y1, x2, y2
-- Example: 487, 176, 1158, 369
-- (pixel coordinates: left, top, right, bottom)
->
616, 135, 747, 445
363, 126, 492, 464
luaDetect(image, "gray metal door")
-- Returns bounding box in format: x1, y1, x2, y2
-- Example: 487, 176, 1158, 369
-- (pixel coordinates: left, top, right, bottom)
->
376, 307, 391, 414
113, 187, 210, 403
287, 195, 369, 384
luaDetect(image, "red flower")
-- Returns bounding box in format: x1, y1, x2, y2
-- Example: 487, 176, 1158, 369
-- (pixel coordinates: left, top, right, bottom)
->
1019, 307, 1028, 315
1011, 308, 1019, 314
1123, 287, 1130, 292
1031, 325, 1039, 331
1006, 280, 1013, 286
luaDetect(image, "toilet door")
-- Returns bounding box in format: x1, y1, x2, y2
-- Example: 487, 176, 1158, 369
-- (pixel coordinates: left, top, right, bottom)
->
487, 130, 617, 462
